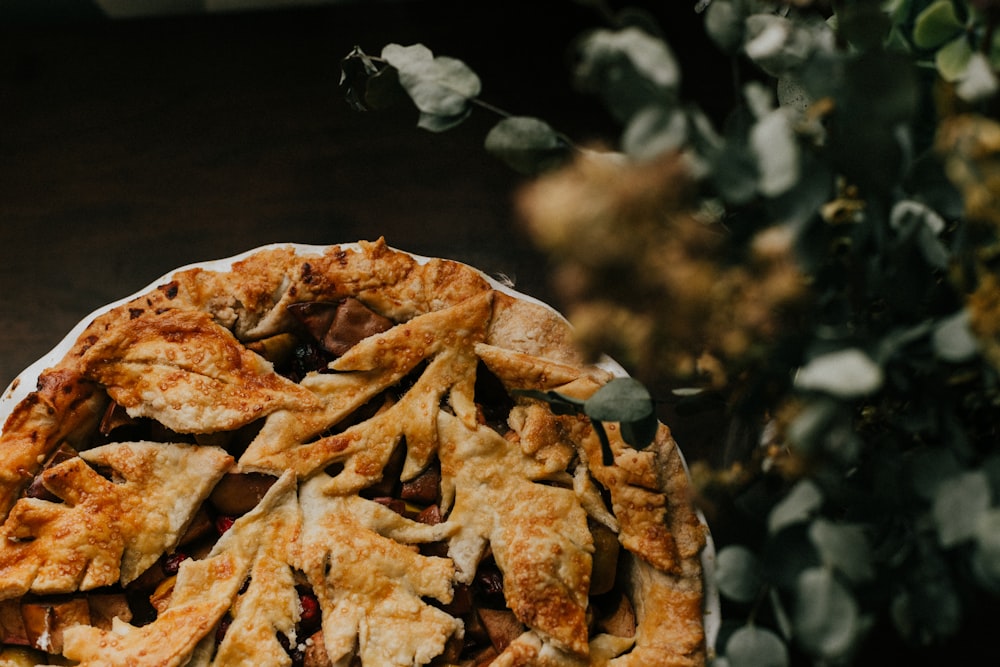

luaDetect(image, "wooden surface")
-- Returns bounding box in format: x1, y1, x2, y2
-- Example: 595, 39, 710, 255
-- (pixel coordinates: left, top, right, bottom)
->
0, 1, 725, 460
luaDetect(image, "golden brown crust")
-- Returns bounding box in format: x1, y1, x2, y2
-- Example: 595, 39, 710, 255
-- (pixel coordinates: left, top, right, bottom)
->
0, 370, 106, 517
0, 239, 707, 666
0, 442, 232, 598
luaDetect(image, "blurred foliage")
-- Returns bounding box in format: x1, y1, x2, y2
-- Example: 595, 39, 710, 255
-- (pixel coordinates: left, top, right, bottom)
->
343, 0, 1000, 663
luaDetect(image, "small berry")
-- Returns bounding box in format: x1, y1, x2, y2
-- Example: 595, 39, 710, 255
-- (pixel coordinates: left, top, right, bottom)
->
299, 591, 321, 627
162, 551, 188, 576
215, 515, 236, 534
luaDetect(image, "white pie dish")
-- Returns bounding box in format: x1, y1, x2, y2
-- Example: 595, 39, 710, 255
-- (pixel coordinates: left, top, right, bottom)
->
0, 241, 719, 656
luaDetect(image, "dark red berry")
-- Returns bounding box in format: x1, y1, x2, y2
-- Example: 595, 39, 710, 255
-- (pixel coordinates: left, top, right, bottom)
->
215, 515, 236, 534
215, 616, 232, 643
299, 591, 320, 626
162, 551, 188, 576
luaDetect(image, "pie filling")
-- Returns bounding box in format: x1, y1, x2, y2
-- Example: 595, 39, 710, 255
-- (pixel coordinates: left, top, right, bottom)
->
0, 242, 705, 667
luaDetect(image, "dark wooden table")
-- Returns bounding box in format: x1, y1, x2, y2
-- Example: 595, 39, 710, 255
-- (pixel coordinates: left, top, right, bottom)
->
0, 0, 725, 461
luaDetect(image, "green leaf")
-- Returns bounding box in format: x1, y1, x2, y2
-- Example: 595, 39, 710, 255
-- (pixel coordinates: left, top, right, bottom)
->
381, 43, 481, 121
890, 199, 946, 235
835, 2, 893, 51
585, 378, 657, 449
794, 348, 884, 398
584, 377, 655, 424
750, 108, 800, 197
913, 0, 964, 49
761, 523, 823, 591
418, 110, 472, 133
890, 547, 962, 642
933, 470, 991, 547
972, 509, 1000, 591
956, 52, 1000, 101
777, 74, 811, 113
619, 414, 659, 449
574, 27, 679, 122
484, 116, 568, 175
725, 625, 789, 667
743, 14, 829, 77
809, 519, 875, 583
794, 567, 860, 659
785, 398, 841, 455
715, 545, 764, 603
622, 106, 689, 161
768, 479, 823, 534
363, 66, 406, 111
704, 0, 745, 54
340, 45, 382, 112
890, 199, 950, 269
907, 447, 961, 501
936, 35, 973, 82
932, 310, 980, 362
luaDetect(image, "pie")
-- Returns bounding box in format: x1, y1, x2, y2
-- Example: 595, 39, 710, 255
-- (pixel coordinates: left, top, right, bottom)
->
0, 239, 709, 666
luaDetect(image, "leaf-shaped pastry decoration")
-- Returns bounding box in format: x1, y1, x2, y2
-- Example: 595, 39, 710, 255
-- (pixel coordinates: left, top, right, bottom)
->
438, 411, 592, 657
61, 471, 299, 667
60, 555, 244, 667
210, 471, 302, 666
0, 369, 106, 517
78, 308, 320, 434
0, 442, 232, 598
298, 474, 461, 667
239, 292, 490, 484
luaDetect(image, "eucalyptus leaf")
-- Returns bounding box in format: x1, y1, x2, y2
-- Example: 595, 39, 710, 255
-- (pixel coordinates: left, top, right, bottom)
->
711, 145, 759, 205
743, 14, 825, 77
890, 199, 946, 235
768, 479, 823, 534
932, 310, 979, 362
704, 0, 744, 54
418, 109, 472, 133
785, 398, 841, 455
912, 0, 964, 49
381, 43, 481, 121
933, 470, 991, 547
907, 447, 961, 501
809, 519, 875, 583
889, 199, 950, 269
762, 523, 823, 590
619, 415, 660, 448
725, 625, 789, 667
340, 46, 385, 112
715, 545, 764, 603
362, 66, 406, 111
484, 116, 567, 174
956, 52, 1000, 102
574, 27, 679, 122
835, 1, 893, 50
794, 567, 860, 659
777, 74, 811, 113
890, 549, 963, 642
622, 106, 689, 160
972, 509, 1000, 591
584, 377, 655, 424
750, 108, 800, 197
795, 348, 884, 398
936, 36, 973, 82
915, 226, 950, 268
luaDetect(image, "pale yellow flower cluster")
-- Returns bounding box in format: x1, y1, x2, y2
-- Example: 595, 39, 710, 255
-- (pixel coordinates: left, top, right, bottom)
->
516, 149, 809, 392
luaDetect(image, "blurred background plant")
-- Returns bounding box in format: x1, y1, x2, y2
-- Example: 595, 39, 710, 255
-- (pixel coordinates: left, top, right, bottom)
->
343, 0, 1000, 663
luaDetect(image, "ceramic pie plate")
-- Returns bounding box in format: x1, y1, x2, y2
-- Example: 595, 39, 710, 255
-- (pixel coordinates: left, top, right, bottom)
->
0, 242, 719, 661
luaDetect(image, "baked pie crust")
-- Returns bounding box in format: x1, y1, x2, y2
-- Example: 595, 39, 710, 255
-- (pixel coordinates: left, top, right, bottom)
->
0, 239, 710, 666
